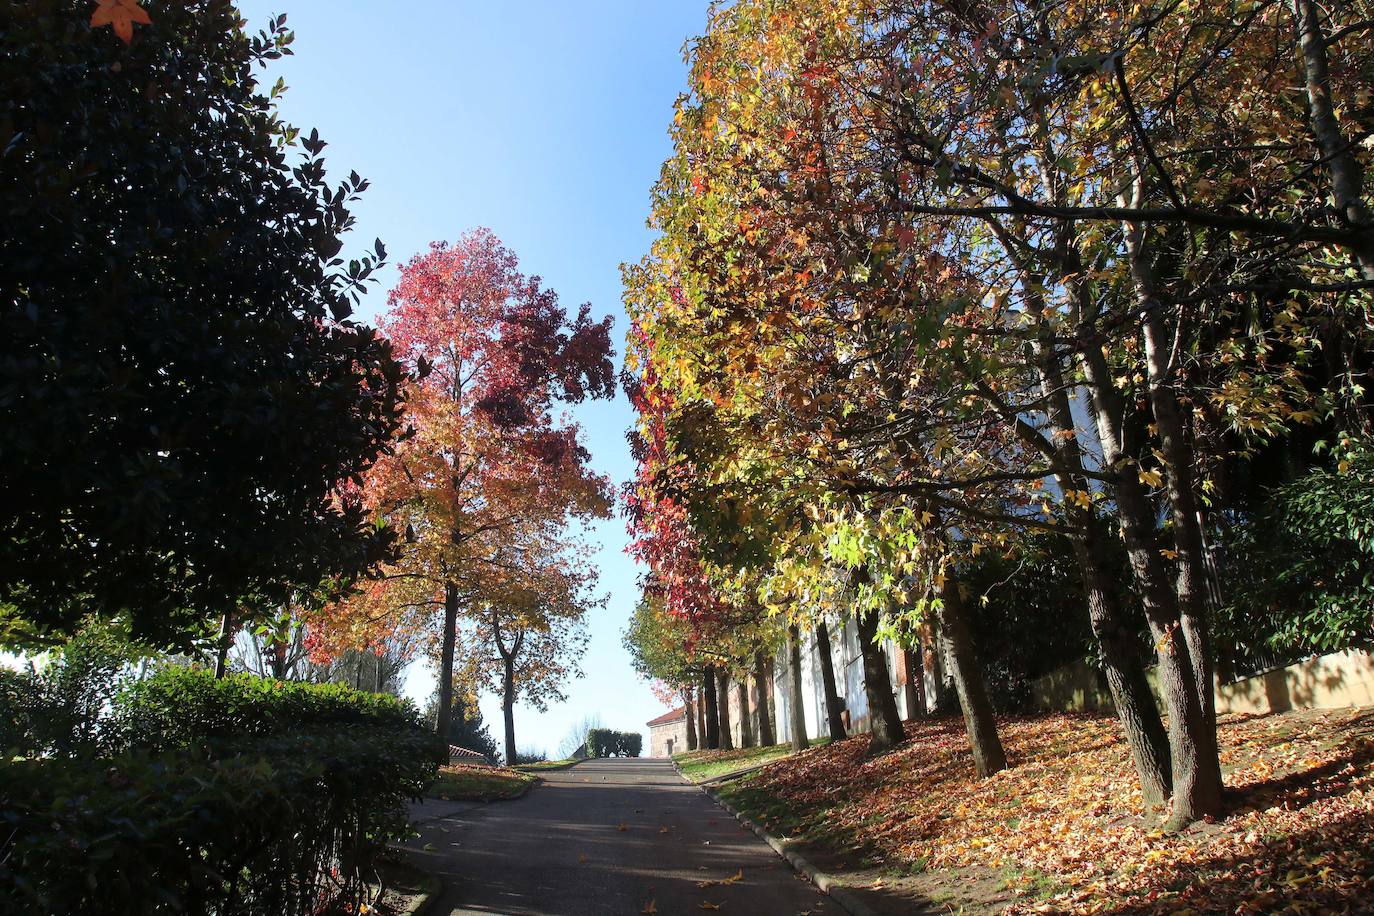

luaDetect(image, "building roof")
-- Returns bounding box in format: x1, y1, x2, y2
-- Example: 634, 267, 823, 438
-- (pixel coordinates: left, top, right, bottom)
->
646, 705, 687, 727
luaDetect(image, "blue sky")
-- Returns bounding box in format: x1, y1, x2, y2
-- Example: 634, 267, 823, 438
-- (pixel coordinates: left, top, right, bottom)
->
234, 0, 707, 754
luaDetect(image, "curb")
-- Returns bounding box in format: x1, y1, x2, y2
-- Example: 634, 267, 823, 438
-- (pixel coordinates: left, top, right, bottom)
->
688, 775, 883, 916
399, 869, 442, 916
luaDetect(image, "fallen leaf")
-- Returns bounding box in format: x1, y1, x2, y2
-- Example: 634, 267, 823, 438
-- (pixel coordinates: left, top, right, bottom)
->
641, 900, 657, 914
700, 903, 722, 910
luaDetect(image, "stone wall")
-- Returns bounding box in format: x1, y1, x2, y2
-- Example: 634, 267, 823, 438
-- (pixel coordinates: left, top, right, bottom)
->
1028, 648, 1374, 716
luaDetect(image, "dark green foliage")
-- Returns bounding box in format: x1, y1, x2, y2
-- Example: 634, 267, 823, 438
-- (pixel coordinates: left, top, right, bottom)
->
424, 693, 500, 763
0, 1, 406, 647
115, 666, 426, 753
1215, 442, 1374, 665
0, 728, 438, 915
0, 666, 441, 914
965, 542, 1115, 711
1, 618, 150, 757
586, 728, 643, 758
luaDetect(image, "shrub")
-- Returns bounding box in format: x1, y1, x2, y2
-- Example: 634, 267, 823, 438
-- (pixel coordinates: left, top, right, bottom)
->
586, 728, 643, 758
0, 727, 439, 915
1, 667, 443, 914
1, 619, 150, 758
114, 666, 426, 753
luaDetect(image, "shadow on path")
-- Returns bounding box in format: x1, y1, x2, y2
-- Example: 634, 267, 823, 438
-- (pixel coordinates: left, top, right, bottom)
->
406, 758, 831, 915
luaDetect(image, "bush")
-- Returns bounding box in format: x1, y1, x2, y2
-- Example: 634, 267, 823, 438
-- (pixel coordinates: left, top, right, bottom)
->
114, 666, 427, 753
1, 619, 150, 758
1, 667, 442, 914
586, 728, 643, 758
0, 727, 439, 915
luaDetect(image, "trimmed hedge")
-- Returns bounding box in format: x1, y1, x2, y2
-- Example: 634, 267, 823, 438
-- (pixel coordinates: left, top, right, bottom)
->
115, 667, 426, 752
0, 668, 443, 915
0, 727, 439, 915
586, 728, 643, 758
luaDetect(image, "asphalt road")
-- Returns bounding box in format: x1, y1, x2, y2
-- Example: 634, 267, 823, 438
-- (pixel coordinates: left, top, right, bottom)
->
406, 758, 835, 916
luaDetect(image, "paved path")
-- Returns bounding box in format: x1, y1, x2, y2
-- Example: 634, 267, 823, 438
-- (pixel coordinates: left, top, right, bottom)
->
406, 758, 834, 915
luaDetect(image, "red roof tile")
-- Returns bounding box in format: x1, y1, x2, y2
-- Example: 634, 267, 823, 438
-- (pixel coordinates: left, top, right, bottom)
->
646, 705, 686, 727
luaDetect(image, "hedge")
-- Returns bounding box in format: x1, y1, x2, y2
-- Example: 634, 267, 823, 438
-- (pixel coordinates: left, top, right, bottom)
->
0, 668, 443, 915
586, 728, 643, 758
0, 727, 439, 915
114, 667, 427, 752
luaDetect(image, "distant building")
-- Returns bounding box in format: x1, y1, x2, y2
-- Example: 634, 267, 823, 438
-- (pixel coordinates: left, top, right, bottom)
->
646, 705, 688, 757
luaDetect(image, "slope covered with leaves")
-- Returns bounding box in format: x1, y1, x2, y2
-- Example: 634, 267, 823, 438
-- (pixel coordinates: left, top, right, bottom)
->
717, 708, 1374, 913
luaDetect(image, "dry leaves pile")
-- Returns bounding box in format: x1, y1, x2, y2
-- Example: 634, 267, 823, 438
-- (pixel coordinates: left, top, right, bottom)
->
723, 709, 1374, 913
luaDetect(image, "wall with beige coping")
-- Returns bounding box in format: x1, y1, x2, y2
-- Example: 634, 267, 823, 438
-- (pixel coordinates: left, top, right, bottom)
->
1030, 648, 1374, 715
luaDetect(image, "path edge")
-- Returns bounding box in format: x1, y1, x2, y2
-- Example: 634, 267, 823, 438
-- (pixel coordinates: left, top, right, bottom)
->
680, 761, 881, 916
398, 868, 442, 916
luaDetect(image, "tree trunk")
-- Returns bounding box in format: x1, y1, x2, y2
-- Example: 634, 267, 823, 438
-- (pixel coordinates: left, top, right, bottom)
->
814, 621, 847, 740
1013, 271, 1173, 809
1125, 216, 1221, 766
697, 679, 709, 748
855, 606, 905, 754
213, 611, 235, 679
702, 667, 720, 749
683, 686, 698, 751
270, 639, 288, 680
754, 650, 776, 746
1077, 522, 1173, 809
435, 582, 459, 739
1293, 0, 1374, 279
901, 641, 925, 720
936, 575, 1007, 777
787, 624, 808, 751
1078, 332, 1223, 827
716, 667, 734, 751
502, 654, 517, 766
736, 680, 754, 748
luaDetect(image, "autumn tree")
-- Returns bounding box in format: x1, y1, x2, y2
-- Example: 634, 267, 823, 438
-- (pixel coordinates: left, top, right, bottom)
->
0, 3, 405, 647
630, 0, 1374, 827
466, 541, 598, 765
311, 229, 614, 739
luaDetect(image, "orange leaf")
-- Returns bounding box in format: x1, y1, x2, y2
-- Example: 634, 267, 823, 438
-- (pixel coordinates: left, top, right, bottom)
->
641, 900, 658, 914
90, 0, 152, 44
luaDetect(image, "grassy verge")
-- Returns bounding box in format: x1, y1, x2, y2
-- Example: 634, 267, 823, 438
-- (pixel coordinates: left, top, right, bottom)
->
514, 757, 582, 772
427, 763, 537, 801
712, 708, 1374, 914
674, 737, 830, 783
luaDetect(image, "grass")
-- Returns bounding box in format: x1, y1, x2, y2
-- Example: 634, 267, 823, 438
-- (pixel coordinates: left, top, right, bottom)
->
513, 757, 582, 772
712, 708, 1374, 914
427, 763, 537, 801
673, 737, 830, 783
